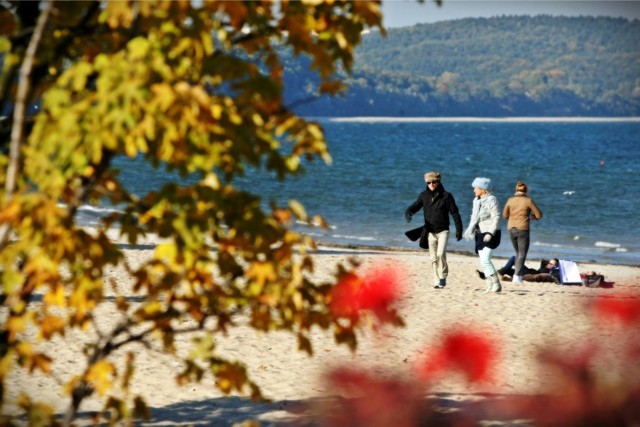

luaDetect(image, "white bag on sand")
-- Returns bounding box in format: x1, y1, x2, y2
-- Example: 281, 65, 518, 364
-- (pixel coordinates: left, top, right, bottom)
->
559, 260, 582, 285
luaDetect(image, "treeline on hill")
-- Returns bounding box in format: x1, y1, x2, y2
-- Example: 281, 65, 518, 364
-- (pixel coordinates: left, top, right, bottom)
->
283, 15, 640, 117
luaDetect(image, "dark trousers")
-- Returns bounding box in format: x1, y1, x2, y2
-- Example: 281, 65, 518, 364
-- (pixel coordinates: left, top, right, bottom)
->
509, 228, 530, 276
499, 255, 538, 276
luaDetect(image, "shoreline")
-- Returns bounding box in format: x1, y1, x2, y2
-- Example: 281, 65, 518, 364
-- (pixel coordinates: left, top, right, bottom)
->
313, 240, 640, 269
96, 225, 639, 269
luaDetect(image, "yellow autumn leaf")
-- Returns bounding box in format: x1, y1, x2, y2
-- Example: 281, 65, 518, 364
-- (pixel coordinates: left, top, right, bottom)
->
93, 52, 110, 70
0, 37, 11, 53
189, 335, 215, 360
57, 61, 93, 92
0, 351, 15, 377
217, 377, 232, 393
124, 134, 137, 158
127, 37, 151, 60
228, 112, 242, 125
1, 267, 24, 297
169, 37, 193, 60
275, 116, 299, 136
288, 199, 307, 221
292, 291, 304, 310
200, 30, 214, 55
306, 122, 324, 139
140, 114, 156, 140
174, 81, 191, 96
251, 113, 264, 126
69, 287, 93, 320
39, 315, 66, 340
6, 316, 27, 340
247, 262, 276, 286
285, 155, 300, 171
0, 199, 20, 222
43, 285, 66, 307
192, 85, 210, 106
156, 243, 178, 263
152, 83, 176, 112
42, 87, 71, 117
16, 341, 33, 357
86, 360, 116, 396
334, 31, 348, 49
141, 301, 164, 318
202, 172, 220, 189
211, 103, 223, 119
272, 208, 292, 224
30, 353, 53, 374
104, 1, 135, 29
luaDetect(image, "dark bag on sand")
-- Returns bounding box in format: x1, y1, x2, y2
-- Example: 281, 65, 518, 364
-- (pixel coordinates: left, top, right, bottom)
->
583, 274, 605, 288
405, 226, 429, 249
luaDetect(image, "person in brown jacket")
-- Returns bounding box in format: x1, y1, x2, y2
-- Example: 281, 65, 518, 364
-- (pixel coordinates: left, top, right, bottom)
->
502, 181, 542, 284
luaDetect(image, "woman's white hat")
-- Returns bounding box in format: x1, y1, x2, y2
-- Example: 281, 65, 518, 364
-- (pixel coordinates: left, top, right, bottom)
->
471, 177, 492, 190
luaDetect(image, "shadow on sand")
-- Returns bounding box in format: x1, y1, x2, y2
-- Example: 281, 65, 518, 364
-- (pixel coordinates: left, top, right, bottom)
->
73, 392, 542, 426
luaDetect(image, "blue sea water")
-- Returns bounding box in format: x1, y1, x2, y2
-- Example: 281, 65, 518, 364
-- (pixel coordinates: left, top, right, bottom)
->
78, 119, 640, 266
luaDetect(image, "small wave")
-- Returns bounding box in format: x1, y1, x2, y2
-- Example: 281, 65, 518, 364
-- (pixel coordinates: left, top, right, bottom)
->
73, 204, 124, 227
531, 241, 573, 249
58, 203, 122, 215
294, 219, 337, 229
82, 206, 115, 214
303, 231, 325, 238
595, 241, 622, 249
563, 191, 575, 195
332, 234, 377, 241
533, 240, 628, 253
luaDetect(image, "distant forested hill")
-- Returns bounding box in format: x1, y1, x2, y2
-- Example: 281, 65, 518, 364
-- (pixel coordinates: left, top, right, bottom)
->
284, 15, 640, 117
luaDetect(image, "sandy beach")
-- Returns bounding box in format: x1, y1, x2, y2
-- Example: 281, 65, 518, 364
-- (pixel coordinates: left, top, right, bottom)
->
6, 242, 640, 425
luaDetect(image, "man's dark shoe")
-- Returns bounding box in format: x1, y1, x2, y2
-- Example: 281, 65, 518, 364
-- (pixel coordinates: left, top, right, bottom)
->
434, 278, 446, 289
475, 270, 486, 280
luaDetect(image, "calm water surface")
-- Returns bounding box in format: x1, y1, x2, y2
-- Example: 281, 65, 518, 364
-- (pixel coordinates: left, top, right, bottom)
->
81, 119, 640, 266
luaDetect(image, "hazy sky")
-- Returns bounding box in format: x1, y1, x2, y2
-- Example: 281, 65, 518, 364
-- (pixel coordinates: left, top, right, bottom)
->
380, 1, 640, 27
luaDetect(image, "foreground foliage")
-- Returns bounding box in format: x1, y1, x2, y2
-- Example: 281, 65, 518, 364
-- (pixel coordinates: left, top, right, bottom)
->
318, 283, 640, 427
0, 1, 405, 424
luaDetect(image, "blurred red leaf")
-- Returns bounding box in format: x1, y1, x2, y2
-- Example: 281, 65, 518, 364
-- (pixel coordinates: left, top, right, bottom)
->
329, 272, 363, 319
592, 297, 640, 325
323, 367, 423, 427
329, 265, 403, 322
416, 328, 499, 384
359, 265, 402, 321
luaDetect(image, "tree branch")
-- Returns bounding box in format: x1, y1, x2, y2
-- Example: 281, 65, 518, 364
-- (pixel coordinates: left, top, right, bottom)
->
0, 0, 52, 247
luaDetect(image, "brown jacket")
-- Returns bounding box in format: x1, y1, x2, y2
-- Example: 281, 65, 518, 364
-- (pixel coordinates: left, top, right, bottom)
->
503, 194, 542, 230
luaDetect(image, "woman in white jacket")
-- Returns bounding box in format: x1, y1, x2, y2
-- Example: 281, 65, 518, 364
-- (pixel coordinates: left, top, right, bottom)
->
463, 177, 502, 293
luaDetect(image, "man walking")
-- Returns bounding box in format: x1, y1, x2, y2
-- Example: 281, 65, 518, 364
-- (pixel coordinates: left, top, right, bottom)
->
405, 171, 463, 289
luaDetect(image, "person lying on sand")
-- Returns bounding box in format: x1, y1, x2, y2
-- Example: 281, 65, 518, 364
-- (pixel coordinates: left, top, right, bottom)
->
476, 256, 561, 284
